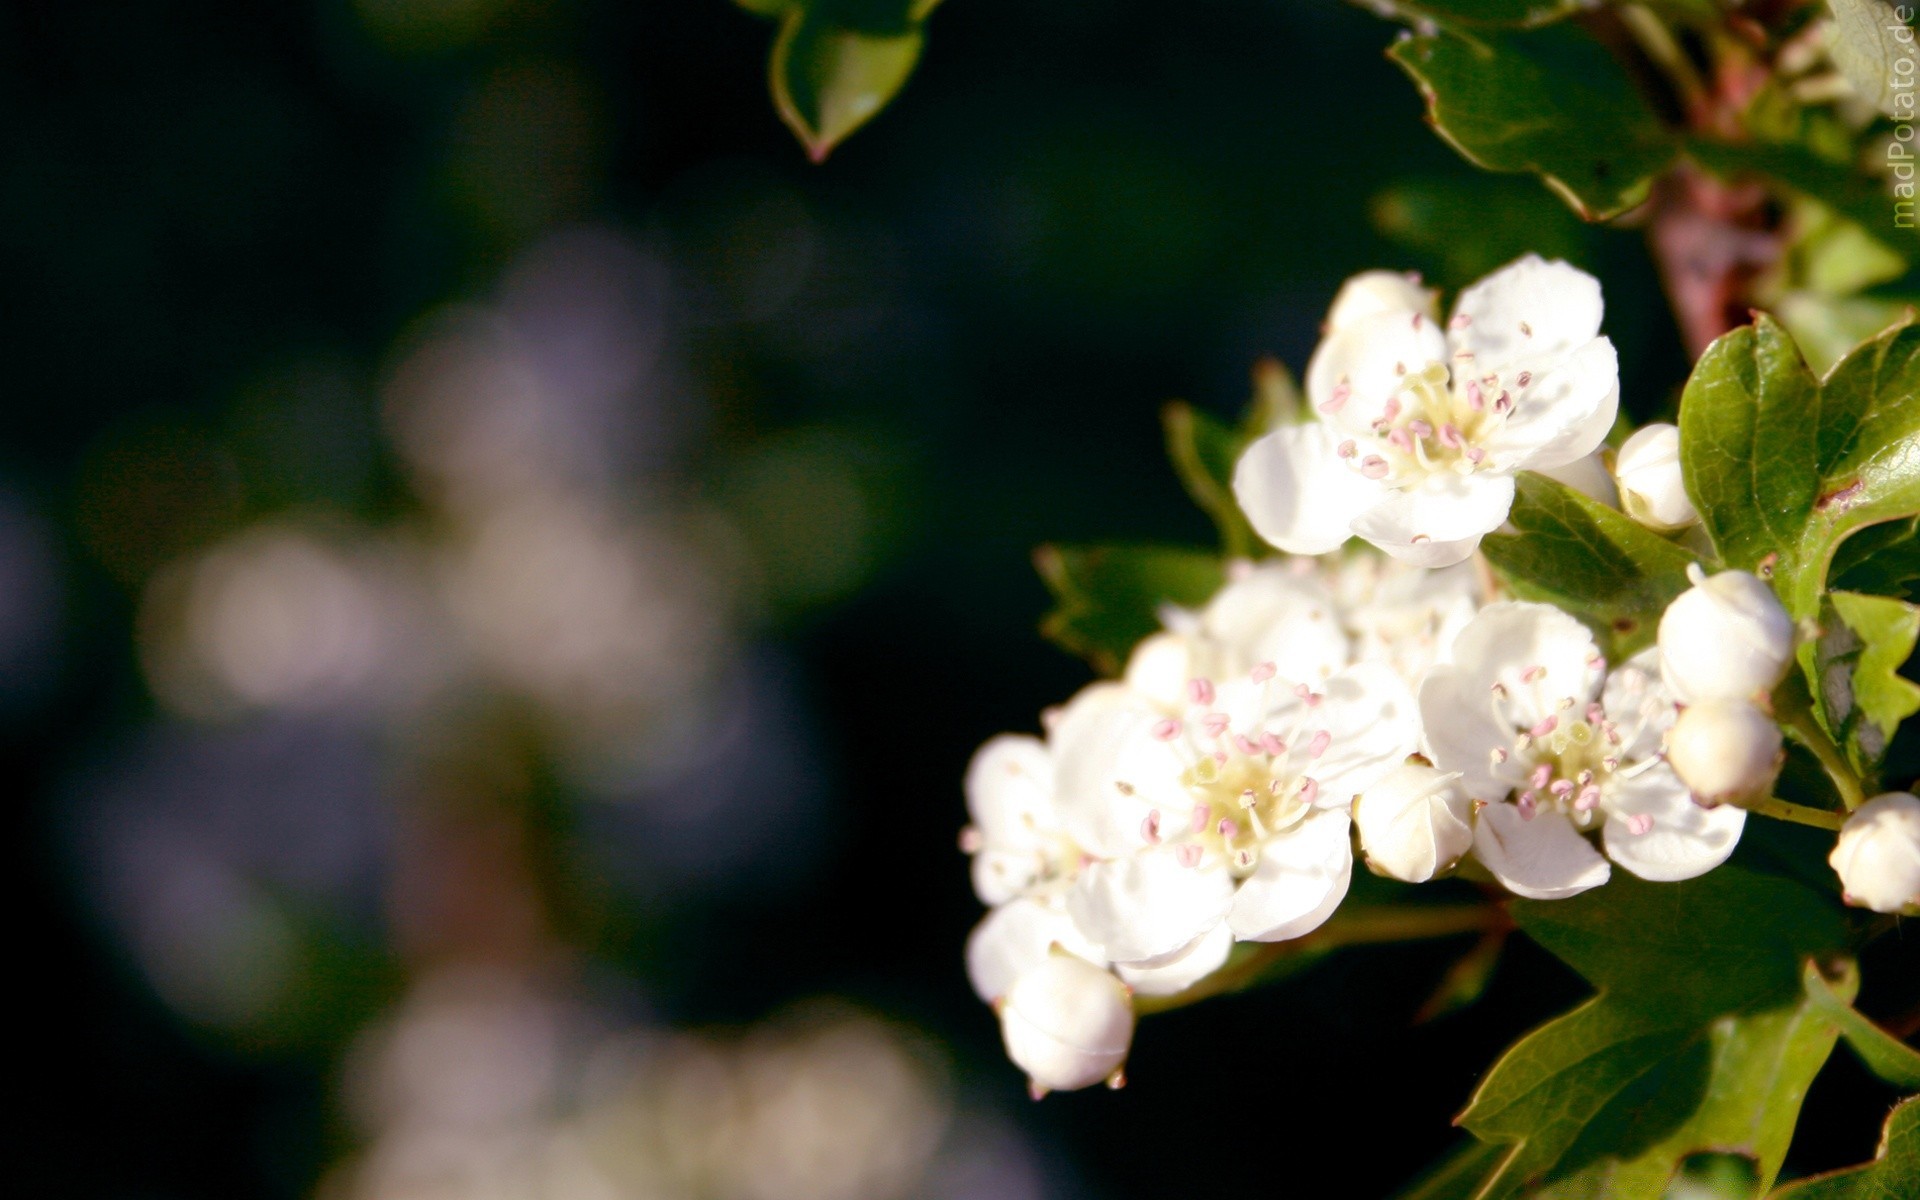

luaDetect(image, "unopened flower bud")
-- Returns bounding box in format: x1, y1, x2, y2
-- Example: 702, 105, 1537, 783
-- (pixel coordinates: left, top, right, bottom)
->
1354, 763, 1473, 883
1829, 792, 1920, 914
1614, 423, 1698, 531
1000, 955, 1134, 1095
1324, 270, 1437, 332
1658, 567, 1794, 704
1665, 700, 1782, 803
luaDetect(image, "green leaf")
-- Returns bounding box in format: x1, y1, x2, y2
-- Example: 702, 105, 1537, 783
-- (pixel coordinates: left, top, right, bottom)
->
1163, 403, 1259, 559
1394, 1138, 1514, 1200
1800, 960, 1920, 1089
1371, 175, 1591, 290
1034, 544, 1223, 675
748, 0, 947, 161
1679, 315, 1920, 627
1770, 1096, 1920, 1199
1387, 25, 1677, 220
1688, 138, 1919, 260
1459, 869, 1853, 1199
1816, 591, 1920, 779
1480, 471, 1702, 656
1832, 515, 1920, 601
1355, 0, 1581, 28
1826, 0, 1919, 122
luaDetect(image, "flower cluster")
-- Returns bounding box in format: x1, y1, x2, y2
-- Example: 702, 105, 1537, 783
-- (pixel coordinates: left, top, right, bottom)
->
964, 255, 1920, 1094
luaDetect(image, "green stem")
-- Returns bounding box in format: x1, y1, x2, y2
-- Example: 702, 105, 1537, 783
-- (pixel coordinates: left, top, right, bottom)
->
1134, 903, 1510, 1016
1744, 794, 1848, 831
1780, 703, 1868, 810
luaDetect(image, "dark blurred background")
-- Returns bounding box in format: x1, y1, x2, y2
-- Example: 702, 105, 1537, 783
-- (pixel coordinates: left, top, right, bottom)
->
8, 1, 1906, 1196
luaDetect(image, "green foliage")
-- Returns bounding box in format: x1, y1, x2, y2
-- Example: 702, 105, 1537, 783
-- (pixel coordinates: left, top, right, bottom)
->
1371, 176, 1591, 290
1357, 0, 1581, 28
1832, 516, 1920, 602
1799, 961, 1920, 1089
1163, 402, 1261, 559
1825, 0, 1918, 121
1479, 472, 1700, 656
1815, 592, 1920, 781
1458, 869, 1855, 1199
1386, 25, 1676, 220
1034, 544, 1223, 675
1679, 315, 1920, 626
1770, 1097, 1920, 1199
739, 0, 945, 160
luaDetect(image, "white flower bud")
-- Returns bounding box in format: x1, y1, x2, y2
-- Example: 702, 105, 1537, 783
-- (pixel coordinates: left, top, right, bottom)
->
1123, 632, 1191, 710
1535, 450, 1620, 509
1354, 763, 1473, 883
1325, 270, 1437, 332
1658, 568, 1795, 704
1665, 700, 1782, 803
1830, 792, 1920, 914
1614, 423, 1698, 531
999, 955, 1134, 1095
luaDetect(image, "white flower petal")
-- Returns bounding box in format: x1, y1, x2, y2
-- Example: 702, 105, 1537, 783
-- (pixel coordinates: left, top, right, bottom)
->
1115, 922, 1235, 997
1349, 473, 1516, 567
1601, 763, 1746, 881
1446, 601, 1604, 726
1226, 808, 1354, 941
1325, 270, 1437, 333
1305, 310, 1449, 436
1123, 632, 1192, 710
966, 899, 1104, 1003
1451, 255, 1604, 372
1050, 692, 1192, 859
1481, 339, 1619, 471
1354, 763, 1473, 883
1001, 956, 1134, 1092
1066, 849, 1235, 965
1533, 448, 1619, 509
1598, 647, 1675, 761
1233, 422, 1385, 556
966, 734, 1056, 846
1296, 662, 1422, 798
1472, 803, 1611, 900
1419, 663, 1526, 799
1196, 567, 1349, 685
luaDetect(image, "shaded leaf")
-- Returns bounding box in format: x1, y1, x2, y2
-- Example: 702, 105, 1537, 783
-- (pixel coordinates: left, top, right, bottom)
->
1372, 175, 1591, 290
1034, 544, 1223, 675
1831, 515, 1920, 601
1770, 1096, 1920, 1199
1816, 591, 1920, 780
1459, 869, 1853, 1199
1393, 1137, 1513, 1200
1688, 138, 1920, 259
1163, 402, 1260, 559
1387, 25, 1676, 220
1480, 471, 1701, 656
1356, 0, 1581, 28
772, 13, 923, 162
1800, 960, 1920, 1089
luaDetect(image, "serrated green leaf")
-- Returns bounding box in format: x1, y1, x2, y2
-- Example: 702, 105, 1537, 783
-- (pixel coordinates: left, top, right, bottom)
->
1826, 0, 1919, 122
1818, 591, 1920, 778
1387, 25, 1676, 220
1034, 544, 1223, 676
1459, 869, 1853, 1199
1679, 315, 1920, 629
1354, 0, 1581, 28
1800, 960, 1920, 1088
1769, 1096, 1920, 1199
1480, 471, 1702, 656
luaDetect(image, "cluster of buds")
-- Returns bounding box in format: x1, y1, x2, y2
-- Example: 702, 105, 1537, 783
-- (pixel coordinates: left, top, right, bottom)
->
1657, 566, 1791, 805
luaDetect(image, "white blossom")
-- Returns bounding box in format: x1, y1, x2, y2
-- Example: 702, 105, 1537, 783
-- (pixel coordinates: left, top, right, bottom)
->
1353, 762, 1474, 883
1233, 255, 1619, 567
1124, 562, 1349, 709
1614, 423, 1699, 531
1422, 602, 1745, 899
999, 954, 1135, 1096
1665, 700, 1783, 804
1051, 659, 1418, 962
1830, 792, 1920, 914
1658, 566, 1795, 705
1325, 552, 1484, 690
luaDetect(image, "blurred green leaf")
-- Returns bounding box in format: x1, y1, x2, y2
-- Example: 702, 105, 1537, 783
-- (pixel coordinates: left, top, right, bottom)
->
752, 0, 945, 161
1679, 315, 1920, 628
1163, 401, 1262, 559
1387, 25, 1676, 220
1814, 591, 1920, 778
1688, 138, 1919, 260
1371, 175, 1589, 290
1393, 1137, 1512, 1200
1769, 1096, 1920, 1199
1459, 869, 1854, 1199
1800, 960, 1920, 1089
1826, 0, 1917, 121
1480, 471, 1702, 656
1035, 544, 1223, 675
1356, 0, 1580, 27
